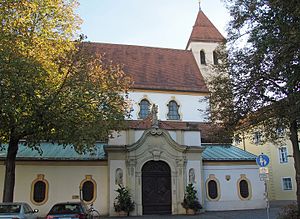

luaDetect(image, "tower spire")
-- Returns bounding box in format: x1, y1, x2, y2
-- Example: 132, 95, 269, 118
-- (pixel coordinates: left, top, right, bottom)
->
198, 0, 202, 11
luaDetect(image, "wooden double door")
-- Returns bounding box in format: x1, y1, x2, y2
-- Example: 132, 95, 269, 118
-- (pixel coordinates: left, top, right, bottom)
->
142, 161, 172, 215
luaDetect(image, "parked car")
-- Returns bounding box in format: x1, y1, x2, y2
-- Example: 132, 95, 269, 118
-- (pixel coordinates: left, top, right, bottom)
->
0, 202, 39, 219
46, 202, 91, 219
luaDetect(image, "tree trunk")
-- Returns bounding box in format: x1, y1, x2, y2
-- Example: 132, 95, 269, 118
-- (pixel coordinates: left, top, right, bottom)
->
2, 137, 19, 202
290, 119, 300, 214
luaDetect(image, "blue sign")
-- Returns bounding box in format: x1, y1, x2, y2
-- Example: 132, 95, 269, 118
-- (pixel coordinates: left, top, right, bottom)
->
256, 154, 270, 167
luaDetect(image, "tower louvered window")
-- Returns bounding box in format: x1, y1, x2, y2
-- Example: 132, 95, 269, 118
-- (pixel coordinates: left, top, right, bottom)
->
200, 50, 206, 65
213, 51, 218, 65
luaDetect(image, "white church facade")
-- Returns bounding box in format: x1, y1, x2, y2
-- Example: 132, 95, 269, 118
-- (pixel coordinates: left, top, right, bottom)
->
0, 9, 266, 217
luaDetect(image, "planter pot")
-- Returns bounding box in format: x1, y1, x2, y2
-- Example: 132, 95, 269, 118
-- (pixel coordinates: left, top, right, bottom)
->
186, 208, 196, 215
117, 211, 128, 216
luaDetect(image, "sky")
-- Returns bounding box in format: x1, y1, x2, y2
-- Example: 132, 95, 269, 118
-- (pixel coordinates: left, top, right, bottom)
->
77, 0, 230, 50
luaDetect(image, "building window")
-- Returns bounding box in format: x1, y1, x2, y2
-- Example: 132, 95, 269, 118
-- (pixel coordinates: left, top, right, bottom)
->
237, 174, 252, 200
282, 177, 292, 190
276, 127, 285, 137
200, 50, 206, 65
31, 174, 49, 205
213, 51, 218, 65
279, 147, 288, 163
167, 101, 180, 120
138, 99, 150, 119
206, 174, 220, 201
252, 131, 262, 145
80, 175, 97, 203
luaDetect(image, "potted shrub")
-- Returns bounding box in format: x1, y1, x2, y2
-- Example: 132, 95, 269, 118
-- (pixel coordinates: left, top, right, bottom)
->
113, 185, 135, 216
181, 183, 202, 215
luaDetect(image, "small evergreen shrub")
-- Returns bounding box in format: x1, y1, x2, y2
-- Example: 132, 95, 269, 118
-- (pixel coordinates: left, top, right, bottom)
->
113, 185, 135, 215
181, 183, 202, 211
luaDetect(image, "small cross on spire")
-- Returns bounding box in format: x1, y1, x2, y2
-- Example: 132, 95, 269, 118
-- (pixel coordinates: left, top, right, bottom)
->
198, 0, 202, 11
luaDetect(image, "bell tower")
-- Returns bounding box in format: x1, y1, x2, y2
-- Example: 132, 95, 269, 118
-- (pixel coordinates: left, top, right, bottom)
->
186, 6, 225, 81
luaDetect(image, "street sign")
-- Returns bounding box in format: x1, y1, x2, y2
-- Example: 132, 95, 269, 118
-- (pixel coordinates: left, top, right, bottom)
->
259, 167, 269, 174
256, 154, 270, 167
259, 173, 269, 181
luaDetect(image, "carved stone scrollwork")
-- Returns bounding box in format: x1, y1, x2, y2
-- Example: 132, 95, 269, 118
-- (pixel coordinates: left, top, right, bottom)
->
150, 128, 163, 136
150, 149, 162, 161
126, 159, 137, 176
176, 158, 186, 176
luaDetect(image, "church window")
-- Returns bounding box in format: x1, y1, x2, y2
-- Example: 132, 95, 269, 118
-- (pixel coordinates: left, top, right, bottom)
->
80, 175, 97, 203
279, 147, 288, 163
167, 100, 180, 120
213, 51, 218, 65
206, 174, 220, 201
200, 50, 206, 65
138, 99, 150, 119
237, 174, 251, 200
31, 174, 48, 205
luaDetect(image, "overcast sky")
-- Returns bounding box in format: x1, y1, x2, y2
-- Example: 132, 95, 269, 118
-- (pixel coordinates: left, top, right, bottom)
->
77, 0, 230, 50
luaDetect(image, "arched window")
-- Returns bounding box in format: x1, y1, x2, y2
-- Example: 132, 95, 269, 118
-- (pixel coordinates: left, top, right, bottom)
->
31, 174, 49, 205
207, 180, 218, 199
237, 174, 251, 200
138, 99, 150, 119
206, 174, 220, 201
213, 51, 218, 65
200, 50, 206, 65
80, 175, 97, 203
167, 101, 180, 120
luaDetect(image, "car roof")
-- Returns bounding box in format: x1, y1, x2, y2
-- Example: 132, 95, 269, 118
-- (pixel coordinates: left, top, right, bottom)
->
52, 202, 84, 205
0, 202, 27, 205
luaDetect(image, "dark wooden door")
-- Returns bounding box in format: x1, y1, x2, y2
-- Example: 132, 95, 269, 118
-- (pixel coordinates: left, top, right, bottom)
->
142, 161, 171, 215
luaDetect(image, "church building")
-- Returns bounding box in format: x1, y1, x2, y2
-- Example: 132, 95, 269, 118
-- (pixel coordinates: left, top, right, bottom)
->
0, 8, 266, 217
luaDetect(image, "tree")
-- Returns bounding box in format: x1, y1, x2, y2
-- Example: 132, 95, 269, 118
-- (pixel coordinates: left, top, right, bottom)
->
208, 0, 300, 213
0, 0, 131, 202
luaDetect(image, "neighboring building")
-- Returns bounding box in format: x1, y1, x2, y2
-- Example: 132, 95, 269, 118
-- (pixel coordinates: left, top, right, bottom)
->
0, 8, 266, 217
234, 129, 298, 201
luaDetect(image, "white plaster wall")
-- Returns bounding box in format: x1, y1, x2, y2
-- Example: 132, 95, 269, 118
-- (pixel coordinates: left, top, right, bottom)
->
186, 161, 203, 205
187, 41, 220, 81
109, 160, 126, 216
203, 164, 266, 211
188, 42, 220, 66
184, 131, 201, 146
134, 130, 144, 142
127, 91, 208, 122
0, 164, 108, 217
108, 131, 127, 145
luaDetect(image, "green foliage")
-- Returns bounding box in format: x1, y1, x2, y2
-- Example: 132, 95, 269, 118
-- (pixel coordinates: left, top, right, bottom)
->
0, 0, 132, 152
113, 185, 135, 214
208, 0, 300, 212
0, 0, 132, 201
181, 183, 202, 211
277, 203, 299, 219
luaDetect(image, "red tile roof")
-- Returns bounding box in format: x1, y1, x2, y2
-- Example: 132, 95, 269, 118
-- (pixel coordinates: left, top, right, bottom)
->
84, 42, 208, 93
187, 11, 225, 47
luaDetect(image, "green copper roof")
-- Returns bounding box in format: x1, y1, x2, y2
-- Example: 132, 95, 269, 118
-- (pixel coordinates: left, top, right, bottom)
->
202, 144, 257, 161
0, 142, 106, 161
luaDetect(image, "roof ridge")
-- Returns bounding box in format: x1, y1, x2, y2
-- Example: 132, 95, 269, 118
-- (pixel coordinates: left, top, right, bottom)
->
83, 41, 191, 53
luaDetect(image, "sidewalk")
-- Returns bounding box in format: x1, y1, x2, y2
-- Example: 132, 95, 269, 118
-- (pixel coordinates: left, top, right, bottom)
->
102, 201, 295, 219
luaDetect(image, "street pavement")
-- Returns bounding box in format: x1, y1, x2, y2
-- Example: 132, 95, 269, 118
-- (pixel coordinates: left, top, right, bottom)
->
101, 202, 290, 219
